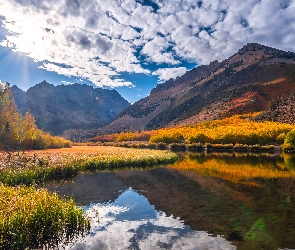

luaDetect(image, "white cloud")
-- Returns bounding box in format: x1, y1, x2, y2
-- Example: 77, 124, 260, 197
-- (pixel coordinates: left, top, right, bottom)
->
61, 80, 74, 85
153, 67, 188, 82
0, 0, 294, 89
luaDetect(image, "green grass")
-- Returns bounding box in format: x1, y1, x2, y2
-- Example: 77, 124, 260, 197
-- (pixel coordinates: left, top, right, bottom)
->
0, 185, 90, 249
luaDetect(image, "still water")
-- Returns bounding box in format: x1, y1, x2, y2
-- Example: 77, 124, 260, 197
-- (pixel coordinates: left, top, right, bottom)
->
47, 152, 295, 250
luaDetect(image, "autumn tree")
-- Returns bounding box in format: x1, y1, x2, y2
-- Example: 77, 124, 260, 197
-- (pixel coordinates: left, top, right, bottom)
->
0, 82, 70, 150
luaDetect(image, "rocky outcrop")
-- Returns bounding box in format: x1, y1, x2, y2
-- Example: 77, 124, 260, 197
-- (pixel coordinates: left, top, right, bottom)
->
255, 91, 295, 124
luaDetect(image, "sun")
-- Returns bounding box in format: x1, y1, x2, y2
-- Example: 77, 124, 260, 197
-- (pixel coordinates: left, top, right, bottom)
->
7, 23, 50, 61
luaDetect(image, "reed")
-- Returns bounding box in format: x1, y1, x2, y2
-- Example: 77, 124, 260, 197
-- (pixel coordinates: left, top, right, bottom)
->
0, 185, 90, 249
0, 146, 178, 185
80, 148, 178, 171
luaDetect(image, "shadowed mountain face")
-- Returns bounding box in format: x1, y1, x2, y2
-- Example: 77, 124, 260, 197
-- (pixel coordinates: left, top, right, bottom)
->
100, 43, 295, 133
11, 82, 130, 135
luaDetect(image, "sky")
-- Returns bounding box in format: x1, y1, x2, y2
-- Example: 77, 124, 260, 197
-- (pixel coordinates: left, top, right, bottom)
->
0, 0, 295, 103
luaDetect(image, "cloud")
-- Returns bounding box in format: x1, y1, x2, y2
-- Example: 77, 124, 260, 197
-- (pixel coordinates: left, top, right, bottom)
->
61, 80, 74, 85
0, 0, 294, 88
153, 67, 187, 82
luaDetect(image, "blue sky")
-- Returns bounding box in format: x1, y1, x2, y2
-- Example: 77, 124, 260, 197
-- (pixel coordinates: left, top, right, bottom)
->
0, 0, 295, 103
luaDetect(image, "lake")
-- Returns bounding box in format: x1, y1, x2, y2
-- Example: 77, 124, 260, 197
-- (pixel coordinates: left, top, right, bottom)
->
47, 151, 295, 249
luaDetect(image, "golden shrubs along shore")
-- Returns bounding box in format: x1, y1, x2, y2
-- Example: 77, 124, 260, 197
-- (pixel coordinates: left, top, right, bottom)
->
90, 115, 295, 147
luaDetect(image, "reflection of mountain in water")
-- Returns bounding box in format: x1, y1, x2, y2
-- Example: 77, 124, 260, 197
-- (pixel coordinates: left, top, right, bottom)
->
65, 189, 236, 250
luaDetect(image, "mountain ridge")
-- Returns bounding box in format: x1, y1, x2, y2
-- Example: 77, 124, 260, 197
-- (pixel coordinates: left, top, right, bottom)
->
11, 82, 130, 135
98, 43, 295, 134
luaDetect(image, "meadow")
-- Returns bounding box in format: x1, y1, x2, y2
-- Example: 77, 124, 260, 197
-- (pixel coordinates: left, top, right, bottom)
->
0, 146, 178, 186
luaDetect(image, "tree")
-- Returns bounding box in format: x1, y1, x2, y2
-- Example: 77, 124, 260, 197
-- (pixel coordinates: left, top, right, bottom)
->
0, 82, 71, 150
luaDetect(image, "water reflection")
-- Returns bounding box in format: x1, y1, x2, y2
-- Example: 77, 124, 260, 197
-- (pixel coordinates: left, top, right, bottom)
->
65, 188, 236, 250
47, 153, 295, 250
171, 152, 295, 184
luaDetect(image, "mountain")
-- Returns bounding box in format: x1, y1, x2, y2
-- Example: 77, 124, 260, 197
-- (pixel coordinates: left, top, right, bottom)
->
255, 91, 295, 124
100, 43, 295, 133
11, 81, 130, 135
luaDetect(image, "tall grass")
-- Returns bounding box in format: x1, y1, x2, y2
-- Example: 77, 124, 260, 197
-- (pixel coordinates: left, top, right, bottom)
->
0, 146, 178, 186
0, 185, 90, 249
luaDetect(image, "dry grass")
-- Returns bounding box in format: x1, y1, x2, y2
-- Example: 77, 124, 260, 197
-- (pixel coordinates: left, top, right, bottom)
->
0, 146, 178, 185
0, 185, 90, 249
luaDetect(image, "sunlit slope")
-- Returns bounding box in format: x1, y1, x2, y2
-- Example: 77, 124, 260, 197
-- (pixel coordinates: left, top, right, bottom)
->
100, 43, 295, 133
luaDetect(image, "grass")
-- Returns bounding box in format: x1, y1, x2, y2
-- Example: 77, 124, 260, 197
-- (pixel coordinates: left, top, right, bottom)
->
0, 146, 178, 248
0, 146, 178, 186
0, 185, 90, 249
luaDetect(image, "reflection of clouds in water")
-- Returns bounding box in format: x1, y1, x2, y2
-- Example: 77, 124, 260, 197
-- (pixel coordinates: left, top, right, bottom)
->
65, 189, 236, 250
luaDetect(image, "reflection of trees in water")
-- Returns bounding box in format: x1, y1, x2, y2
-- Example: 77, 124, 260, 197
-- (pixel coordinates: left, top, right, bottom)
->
283, 153, 295, 169
175, 153, 295, 183
49, 152, 295, 250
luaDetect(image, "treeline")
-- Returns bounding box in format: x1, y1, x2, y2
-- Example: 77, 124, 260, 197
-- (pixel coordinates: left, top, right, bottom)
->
0, 83, 70, 150
89, 131, 153, 143
89, 114, 295, 147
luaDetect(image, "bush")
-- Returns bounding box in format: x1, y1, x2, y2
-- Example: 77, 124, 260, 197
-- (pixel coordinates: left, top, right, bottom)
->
282, 143, 295, 153
284, 129, 295, 146
146, 143, 157, 149
187, 133, 209, 143
156, 142, 167, 149
205, 143, 233, 151
150, 131, 182, 143
169, 143, 186, 150
233, 143, 249, 151
260, 145, 275, 151
187, 143, 205, 151
248, 144, 261, 152
276, 132, 286, 144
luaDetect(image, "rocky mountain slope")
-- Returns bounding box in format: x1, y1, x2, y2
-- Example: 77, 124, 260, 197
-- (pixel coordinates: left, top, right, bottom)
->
11, 81, 130, 135
100, 43, 295, 133
255, 91, 295, 124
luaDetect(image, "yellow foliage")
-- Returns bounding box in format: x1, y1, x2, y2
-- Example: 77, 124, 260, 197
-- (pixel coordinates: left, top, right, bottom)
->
148, 115, 294, 145
0, 84, 71, 150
